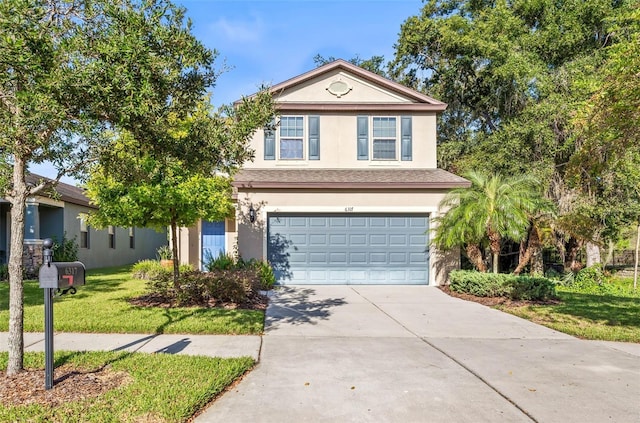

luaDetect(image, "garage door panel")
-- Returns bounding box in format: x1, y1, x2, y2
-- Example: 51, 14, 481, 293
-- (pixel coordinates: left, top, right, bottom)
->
370, 217, 387, 227
349, 234, 367, 245
329, 252, 347, 264
267, 213, 429, 285
369, 234, 387, 245
329, 217, 348, 227
389, 234, 408, 246
309, 252, 327, 264
309, 234, 327, 245
389, 252, 407, 264
290, 217, 308, 227
349, 252, 367, 264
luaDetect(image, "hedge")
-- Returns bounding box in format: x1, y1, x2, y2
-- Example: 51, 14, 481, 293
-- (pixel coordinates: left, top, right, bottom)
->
449, 270, 557, 301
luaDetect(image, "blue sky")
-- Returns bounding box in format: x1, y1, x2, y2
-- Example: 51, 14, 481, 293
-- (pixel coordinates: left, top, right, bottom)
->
31, 0, 424, 183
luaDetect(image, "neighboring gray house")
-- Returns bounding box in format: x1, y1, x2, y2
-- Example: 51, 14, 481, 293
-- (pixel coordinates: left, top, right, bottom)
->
0, 174, 167, 272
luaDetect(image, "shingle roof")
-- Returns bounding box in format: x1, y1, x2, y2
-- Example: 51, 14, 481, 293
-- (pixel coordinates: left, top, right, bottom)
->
233, 168, 470, 190
26, 173, 94, 209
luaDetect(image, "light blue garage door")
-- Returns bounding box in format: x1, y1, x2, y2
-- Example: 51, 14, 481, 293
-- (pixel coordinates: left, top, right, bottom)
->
267, 213, 429, 285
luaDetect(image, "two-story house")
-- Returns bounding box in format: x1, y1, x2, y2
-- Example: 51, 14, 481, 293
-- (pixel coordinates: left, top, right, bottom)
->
176, 60, 469, 285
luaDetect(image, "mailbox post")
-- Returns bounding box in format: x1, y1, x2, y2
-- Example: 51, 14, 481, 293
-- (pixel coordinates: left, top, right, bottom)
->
39, 238, 85, 390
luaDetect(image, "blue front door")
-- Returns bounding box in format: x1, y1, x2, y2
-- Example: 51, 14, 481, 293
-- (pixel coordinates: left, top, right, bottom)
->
201, 220, 225, 270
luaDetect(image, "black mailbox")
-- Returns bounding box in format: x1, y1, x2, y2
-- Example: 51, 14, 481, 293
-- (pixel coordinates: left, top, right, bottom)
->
39, 262, 86, 289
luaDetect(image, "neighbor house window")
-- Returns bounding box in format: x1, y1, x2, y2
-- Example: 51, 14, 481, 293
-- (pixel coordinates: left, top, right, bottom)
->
80, 217, 90, 249
372, 117, 397, 160
129, 227, 135, 249
108, 226, 115, 249
279, 116, 304, 159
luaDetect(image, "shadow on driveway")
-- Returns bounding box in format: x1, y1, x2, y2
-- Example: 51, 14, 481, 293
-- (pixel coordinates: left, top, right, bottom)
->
265, 286, 347, 327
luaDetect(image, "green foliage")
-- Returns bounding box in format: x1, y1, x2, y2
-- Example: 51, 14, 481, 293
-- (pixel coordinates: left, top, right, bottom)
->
0, 0, 222, 372
204, 252, 236, 271
203, 253, 276, 290
254, 260, 276, 290
147, 269, 262, 306
574, 264, 605, 287
392, 0, 637, 265
0, 266, 263, 335
449, 270, 557, 301
0, 264, 7, 281
314, 54, 388, 76
156, 245, 173, 260
132, 259, 192, 280
434, 171, 546, 272
132, 260, 167, 280
51, 233, 79, 262
0, 351, 254, 422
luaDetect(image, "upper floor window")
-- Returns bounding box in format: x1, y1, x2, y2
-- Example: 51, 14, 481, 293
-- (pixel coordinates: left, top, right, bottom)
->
264, 116, 320, 161
280, 116, 304, 159
358, 115, 412, 161
372, 117, 397, 160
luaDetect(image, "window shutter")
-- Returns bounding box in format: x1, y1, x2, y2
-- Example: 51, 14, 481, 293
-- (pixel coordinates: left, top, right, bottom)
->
308, 115, 320, 160
264, 120, 275, 160
357, 116, 369, 160
401, 116, 412, 161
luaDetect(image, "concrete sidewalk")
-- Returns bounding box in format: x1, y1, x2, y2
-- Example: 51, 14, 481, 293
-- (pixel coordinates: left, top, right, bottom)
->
0, 332, 261, 360
196, 285, 640, 423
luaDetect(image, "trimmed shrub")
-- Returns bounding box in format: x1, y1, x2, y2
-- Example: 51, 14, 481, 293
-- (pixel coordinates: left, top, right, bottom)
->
449, 270, 556, 301
146, 268, 263, 306
203, 253, 276, 290
52, 233, 79, 262
573, 264, 605, 288
204, 252, 236, 271
255, 260, 276, 290
132, 260, 168, 280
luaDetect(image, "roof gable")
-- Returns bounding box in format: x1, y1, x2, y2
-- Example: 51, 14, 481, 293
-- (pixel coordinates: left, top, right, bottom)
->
243, 59, 447, 112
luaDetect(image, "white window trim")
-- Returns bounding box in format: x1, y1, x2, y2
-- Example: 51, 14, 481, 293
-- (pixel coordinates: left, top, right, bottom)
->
278, 115, 305, 160
371, 116, 399, 161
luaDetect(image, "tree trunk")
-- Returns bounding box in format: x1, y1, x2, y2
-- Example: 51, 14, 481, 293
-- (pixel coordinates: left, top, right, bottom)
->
7, 157, 28, 375
513, 228, 533, 275
488, 230, 501, 274
466, 244, 487, 272
604, 239, 615, 267
585, 242, 601, 267
170, 219, 179, 289
566, 237, 583, 272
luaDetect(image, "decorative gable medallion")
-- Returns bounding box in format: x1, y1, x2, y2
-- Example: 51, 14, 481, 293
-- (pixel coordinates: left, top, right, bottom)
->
326, 80, 352, 98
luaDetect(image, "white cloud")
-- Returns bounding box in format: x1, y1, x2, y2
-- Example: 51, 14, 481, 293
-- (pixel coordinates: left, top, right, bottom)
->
208, 14, 265, 44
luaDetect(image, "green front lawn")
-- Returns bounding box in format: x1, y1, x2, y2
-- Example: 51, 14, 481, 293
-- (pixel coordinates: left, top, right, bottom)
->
0, 351, 253, 422
0, 266, 264, 335
498, 279, 640, 342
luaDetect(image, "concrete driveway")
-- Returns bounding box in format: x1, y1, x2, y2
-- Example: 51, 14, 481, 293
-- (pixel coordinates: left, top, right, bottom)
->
196, 286, 640, 423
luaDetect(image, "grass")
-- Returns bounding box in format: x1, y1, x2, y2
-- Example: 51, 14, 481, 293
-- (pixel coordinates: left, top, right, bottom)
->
0, 266, 264, 335
498, 277, 640, 342
0, 350, 253, 422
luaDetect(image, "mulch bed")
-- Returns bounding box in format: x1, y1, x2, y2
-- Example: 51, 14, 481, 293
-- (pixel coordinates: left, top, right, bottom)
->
0, 364, 131, 408
128, 292, 269, 311
438, 285, 561, 307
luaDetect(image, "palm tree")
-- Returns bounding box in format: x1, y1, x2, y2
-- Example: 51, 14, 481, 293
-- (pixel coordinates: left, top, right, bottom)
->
434, 171, 541, 273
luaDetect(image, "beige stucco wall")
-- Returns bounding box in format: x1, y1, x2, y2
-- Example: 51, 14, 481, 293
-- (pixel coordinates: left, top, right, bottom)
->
235, 189, 450, 285
176, 218, 238, 270
277, 69, 414, 104
245, 112, 438, 169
